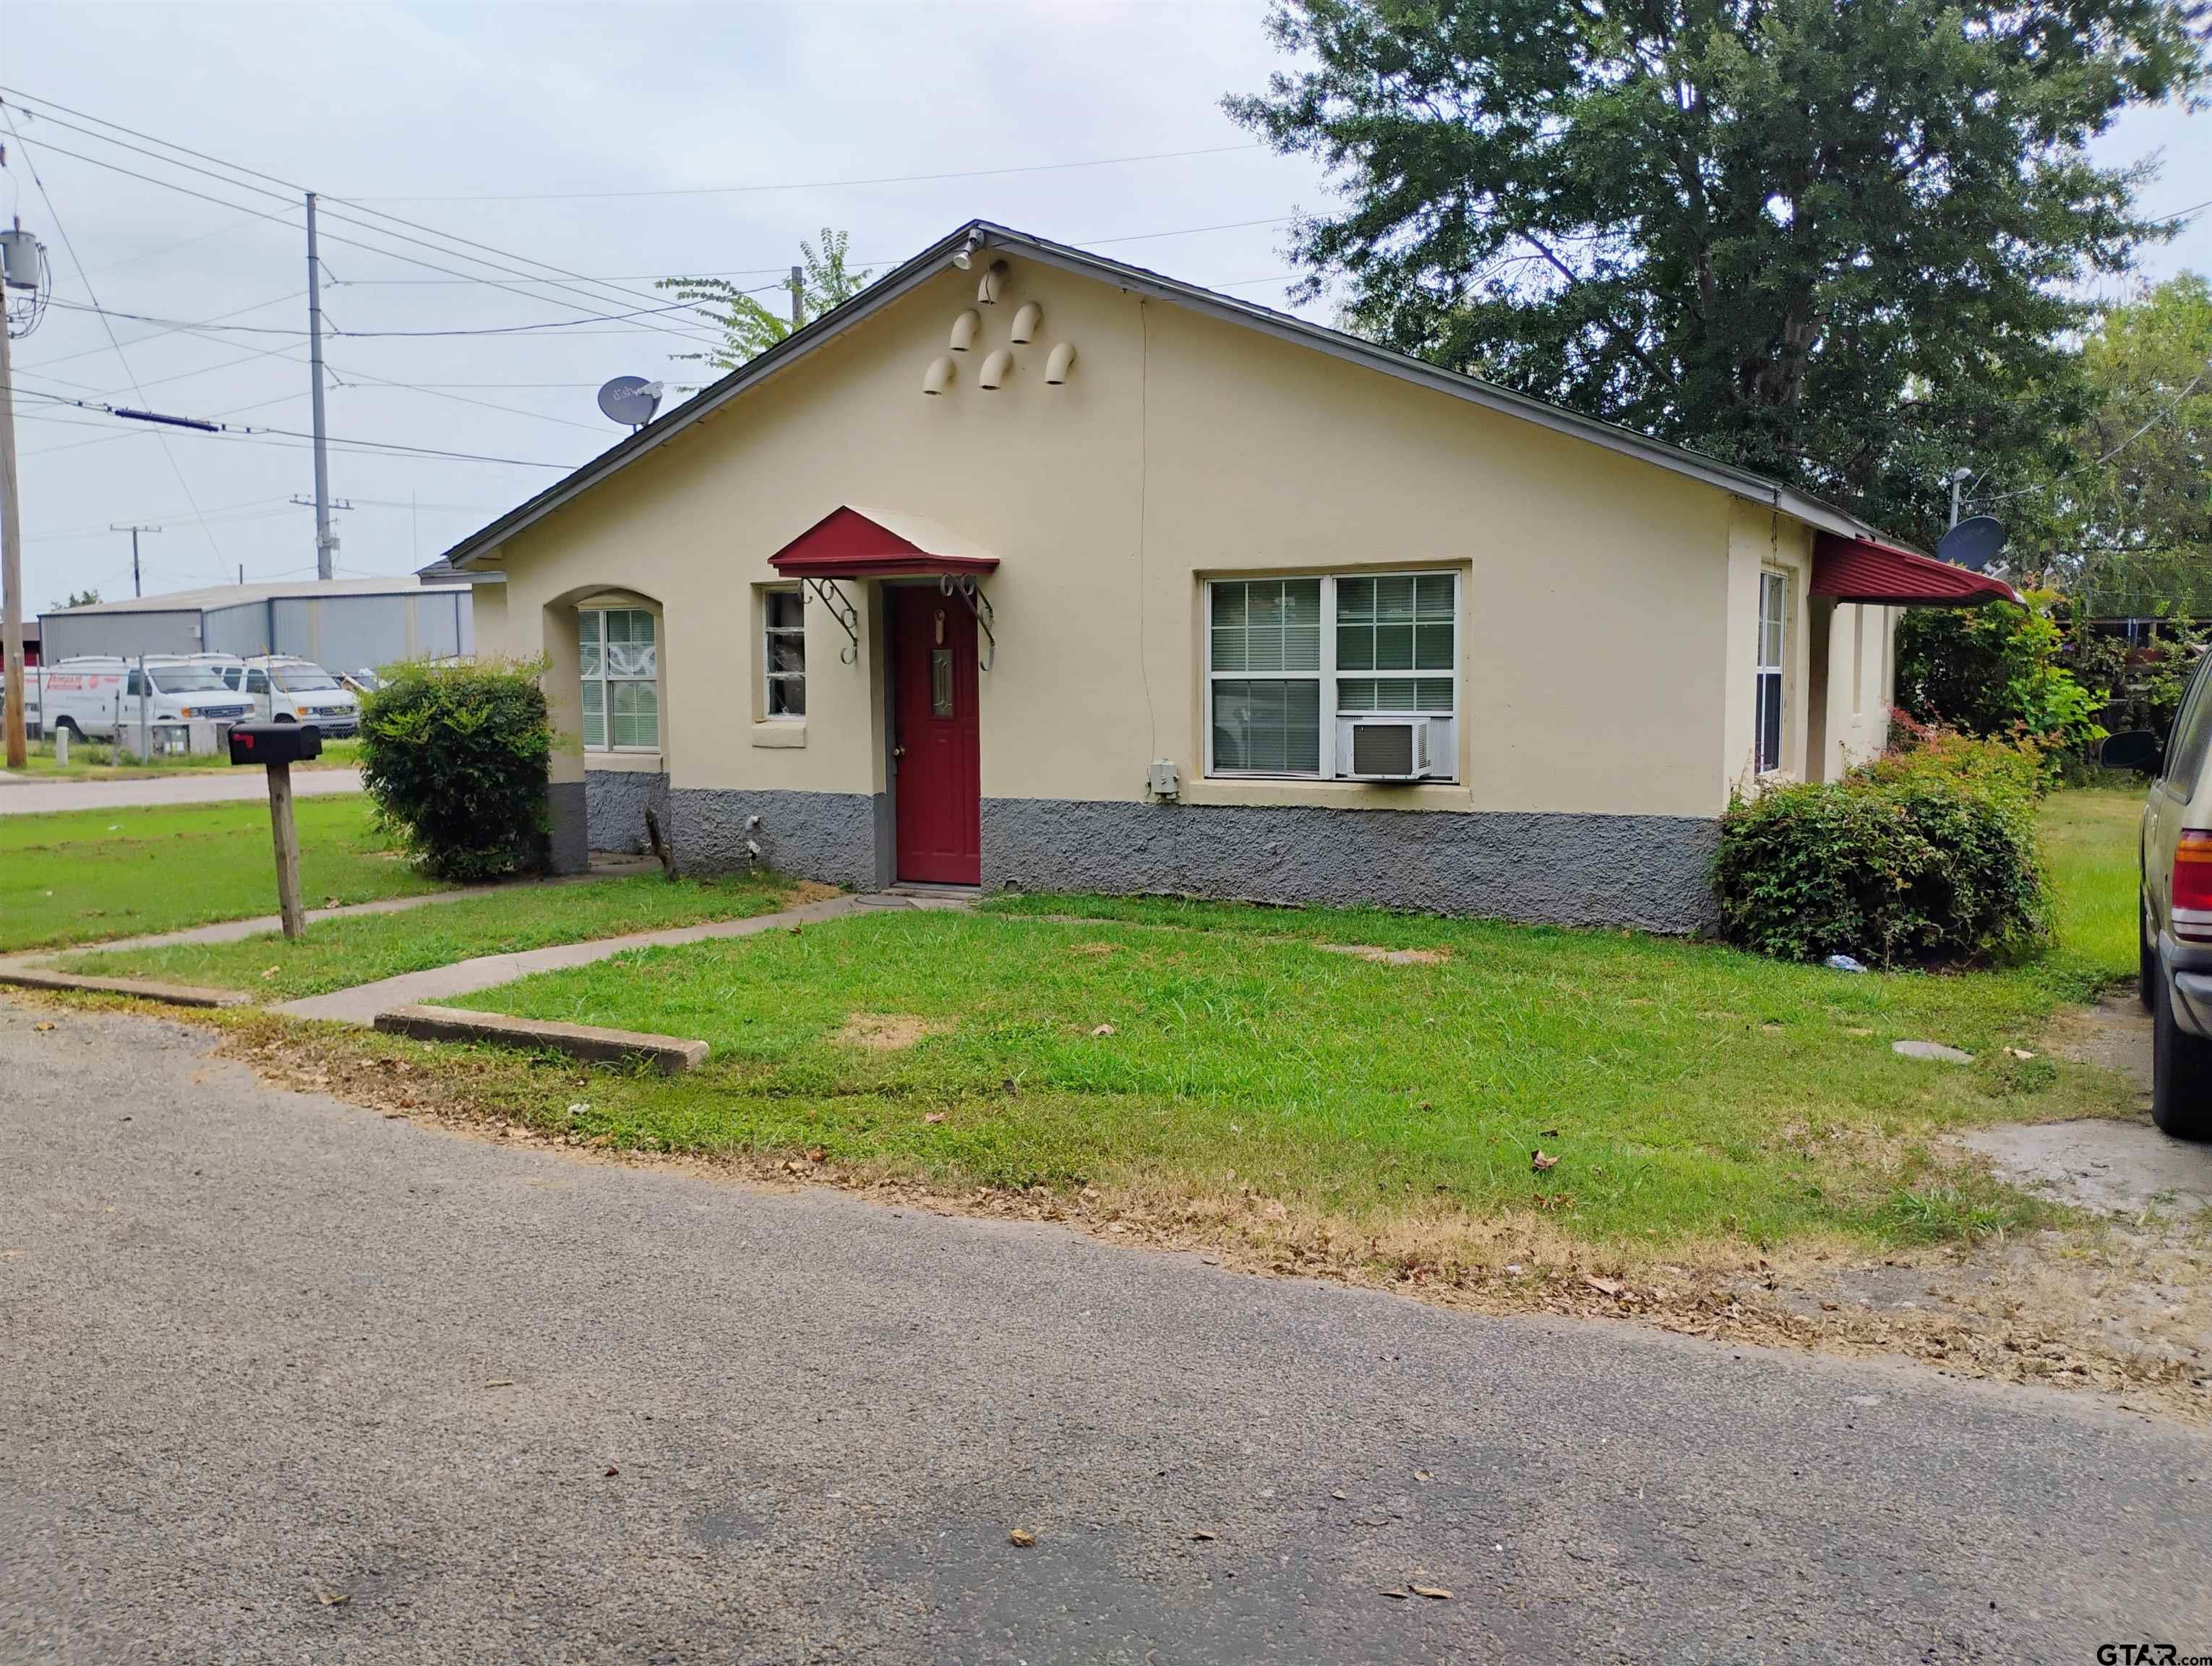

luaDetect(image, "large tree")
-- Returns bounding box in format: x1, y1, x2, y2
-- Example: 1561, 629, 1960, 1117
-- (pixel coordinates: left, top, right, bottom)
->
659, 228, 872, 379
1227, 0, 2205, 544
2028, 272, 2212, 615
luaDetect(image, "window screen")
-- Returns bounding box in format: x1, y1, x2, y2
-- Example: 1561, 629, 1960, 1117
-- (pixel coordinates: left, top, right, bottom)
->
1206, 572, 1458, 778
580, 607, 658, 750
764, 588, 805, 717
1209, 579, 1322, 773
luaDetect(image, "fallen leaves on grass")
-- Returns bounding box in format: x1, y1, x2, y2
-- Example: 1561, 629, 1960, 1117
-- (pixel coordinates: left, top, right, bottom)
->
1530, 1150, 1559, 1173
1008, 1528, 1037, 1547
1090, 1023, 1117, 1037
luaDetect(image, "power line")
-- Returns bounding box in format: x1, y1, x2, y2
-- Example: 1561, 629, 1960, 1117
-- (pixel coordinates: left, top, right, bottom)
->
2, 107, 233, 578
0, 87, 737, 344
13, 388, 580, 467
336, 142, 1267, 203
327, 215, 1302, 284
43, 292, 734, 338
0, 118, 729, 351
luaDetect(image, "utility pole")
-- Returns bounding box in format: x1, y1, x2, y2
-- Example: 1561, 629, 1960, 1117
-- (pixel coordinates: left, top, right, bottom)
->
789, 263, 805, 329
111, 524, 161, 598
0, 272, 21, 770
305, 192, 335, 581
1947, 467, 1972, 530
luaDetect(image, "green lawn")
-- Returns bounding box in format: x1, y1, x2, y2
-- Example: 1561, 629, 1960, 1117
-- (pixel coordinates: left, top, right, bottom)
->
57, 871, 800, 999
4, 737, 361, 779
407, 790, 2143, 1252
2039, 786, 2142, 988
0, 795, 443, 954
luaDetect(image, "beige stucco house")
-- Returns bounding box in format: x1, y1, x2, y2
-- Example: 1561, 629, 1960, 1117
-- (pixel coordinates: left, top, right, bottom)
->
437, 221, 2013, 932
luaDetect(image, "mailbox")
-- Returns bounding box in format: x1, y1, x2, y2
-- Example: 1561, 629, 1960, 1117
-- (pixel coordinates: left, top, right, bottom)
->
227, 721, 324, 766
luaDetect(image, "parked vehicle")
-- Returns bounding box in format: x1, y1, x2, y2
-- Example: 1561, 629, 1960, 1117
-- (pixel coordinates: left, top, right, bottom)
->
2104, 665, 2212, 1137
32, 655, 254, 743
242, 656, 360, 737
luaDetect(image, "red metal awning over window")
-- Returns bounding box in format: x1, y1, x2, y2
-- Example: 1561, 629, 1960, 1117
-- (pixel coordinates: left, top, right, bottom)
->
1811, 531, 2020, 607
768, 505, 999, 581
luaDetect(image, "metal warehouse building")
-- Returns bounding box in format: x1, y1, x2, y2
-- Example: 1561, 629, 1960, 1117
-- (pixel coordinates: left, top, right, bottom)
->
39, 576, 483, 672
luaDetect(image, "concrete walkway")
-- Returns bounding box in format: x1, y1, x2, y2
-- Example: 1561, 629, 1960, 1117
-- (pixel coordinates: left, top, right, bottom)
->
273, 891, 953, 1025
0, 766, 364, 814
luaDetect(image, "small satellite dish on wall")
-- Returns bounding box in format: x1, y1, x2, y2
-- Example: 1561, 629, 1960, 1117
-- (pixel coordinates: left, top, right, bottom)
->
1936, 514, 2007, 573
597, 375, 664, 430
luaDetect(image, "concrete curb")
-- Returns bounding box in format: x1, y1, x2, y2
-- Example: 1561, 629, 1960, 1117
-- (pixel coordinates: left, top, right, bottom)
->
372, 1004, 709, 1073
0, 967, 249, 1009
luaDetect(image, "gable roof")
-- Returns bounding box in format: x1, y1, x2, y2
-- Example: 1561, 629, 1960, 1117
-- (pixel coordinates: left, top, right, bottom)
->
439, 219, 1890, 570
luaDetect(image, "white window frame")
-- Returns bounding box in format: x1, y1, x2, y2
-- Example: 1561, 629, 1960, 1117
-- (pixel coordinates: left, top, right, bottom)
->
762, 584, 806, 719
1754, 569, 1788, 774
1202, 570, 1460, 782
579, 605, 659, 753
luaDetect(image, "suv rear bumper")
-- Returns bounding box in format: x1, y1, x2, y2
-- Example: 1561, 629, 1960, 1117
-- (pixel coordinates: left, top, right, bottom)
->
2166, 967, 2212, 1041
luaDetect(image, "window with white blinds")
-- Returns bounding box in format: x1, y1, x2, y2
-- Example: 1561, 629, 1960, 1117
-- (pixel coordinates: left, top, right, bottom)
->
1754, 571, 1787, 774
1205, 572, 1459, 779
580, 607, 659, 751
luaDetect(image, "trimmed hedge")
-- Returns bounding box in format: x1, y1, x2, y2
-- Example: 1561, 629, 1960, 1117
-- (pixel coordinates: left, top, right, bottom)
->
359, 659, 553, 881
1712, 772, 2051, 968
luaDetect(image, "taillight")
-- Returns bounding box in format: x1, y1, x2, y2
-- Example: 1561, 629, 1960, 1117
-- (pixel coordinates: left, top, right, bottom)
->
2174, 831, 2212, 943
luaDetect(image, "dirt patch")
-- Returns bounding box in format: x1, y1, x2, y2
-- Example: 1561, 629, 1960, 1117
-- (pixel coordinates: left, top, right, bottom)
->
833, 1012, 945, 1051
1316, 944, 1450, 967
2044, 992, 2155, 1101
1956, 1119, 2212, 1217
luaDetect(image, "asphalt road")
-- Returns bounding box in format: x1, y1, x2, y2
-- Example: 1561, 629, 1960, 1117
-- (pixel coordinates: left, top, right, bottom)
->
0, 766, 363, 815
4, 1001, 2208, 1664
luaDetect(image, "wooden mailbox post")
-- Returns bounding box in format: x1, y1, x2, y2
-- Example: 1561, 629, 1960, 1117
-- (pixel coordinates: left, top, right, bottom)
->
227, 722, 323, 939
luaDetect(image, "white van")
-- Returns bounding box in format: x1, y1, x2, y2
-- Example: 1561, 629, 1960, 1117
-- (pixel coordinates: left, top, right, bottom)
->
242, 656, 361, 737
35, 656, 257, 743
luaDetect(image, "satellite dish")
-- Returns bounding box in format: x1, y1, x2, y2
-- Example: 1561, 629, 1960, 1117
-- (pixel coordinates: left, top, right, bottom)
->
1936, 514, 2007, 573
596, 375, 663, 429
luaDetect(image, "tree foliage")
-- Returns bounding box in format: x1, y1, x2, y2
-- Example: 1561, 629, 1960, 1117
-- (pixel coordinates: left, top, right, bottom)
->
1893, 588, 2104, 755
658, 229, 872, 378
2018, 273, 2212, 617
1227, 0, 2204, 544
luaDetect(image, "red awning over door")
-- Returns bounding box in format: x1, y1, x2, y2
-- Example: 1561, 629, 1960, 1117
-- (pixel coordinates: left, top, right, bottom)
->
768, 506, 998, 581
1810, 532, 2020, 607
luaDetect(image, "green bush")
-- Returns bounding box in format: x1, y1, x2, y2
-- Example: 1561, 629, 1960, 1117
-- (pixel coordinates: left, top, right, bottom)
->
1893, 588, 2104, 761
1712, 774, 2052, 968
1853, 715, 2046, 805
359, 659, 553, 881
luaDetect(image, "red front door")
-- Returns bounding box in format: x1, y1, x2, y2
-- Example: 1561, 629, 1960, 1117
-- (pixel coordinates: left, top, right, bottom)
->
891, 589, 981, 885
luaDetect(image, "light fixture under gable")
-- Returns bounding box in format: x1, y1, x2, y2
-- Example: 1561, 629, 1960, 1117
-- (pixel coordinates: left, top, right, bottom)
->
951, 229, 984, 271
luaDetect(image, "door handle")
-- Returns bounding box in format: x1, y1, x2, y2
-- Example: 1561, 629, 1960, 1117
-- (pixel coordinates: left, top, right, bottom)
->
892, 745, 906, 758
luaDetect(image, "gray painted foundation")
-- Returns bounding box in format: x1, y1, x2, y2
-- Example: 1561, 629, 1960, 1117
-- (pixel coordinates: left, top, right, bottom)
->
546, 781, 588, 876
585, 769, 669, 856
982, 798, 1720, 935
661, 787, 884, 892
609, 780, 1718, 933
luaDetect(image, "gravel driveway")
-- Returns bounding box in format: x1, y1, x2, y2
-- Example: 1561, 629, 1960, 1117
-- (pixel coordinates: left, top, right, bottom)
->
3, 1000, 2207, 1663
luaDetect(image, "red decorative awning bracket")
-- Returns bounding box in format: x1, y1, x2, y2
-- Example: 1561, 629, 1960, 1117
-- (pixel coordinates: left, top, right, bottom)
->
940, 572, 995, 671
802, 577, 860, 665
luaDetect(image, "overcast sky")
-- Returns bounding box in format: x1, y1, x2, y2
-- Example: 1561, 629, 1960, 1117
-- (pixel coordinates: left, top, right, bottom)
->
1, 2, 2205, 618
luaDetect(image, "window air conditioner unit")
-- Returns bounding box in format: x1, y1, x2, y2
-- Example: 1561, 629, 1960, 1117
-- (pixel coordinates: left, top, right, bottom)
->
1342, 718, 1431, 782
